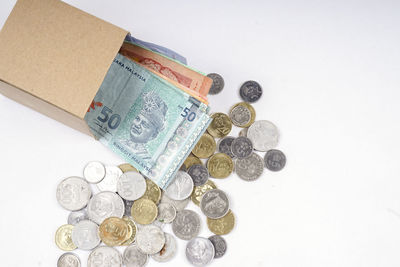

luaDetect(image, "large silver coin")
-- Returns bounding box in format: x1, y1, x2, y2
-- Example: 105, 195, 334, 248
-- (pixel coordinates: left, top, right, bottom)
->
88, 246, 122, 267
56, 177, 91, 211
117, 171, 146, 201
67, 208, 89, 225
160, 192, 190, 211
123, 243, 148, 267
208, 235, 227, 258
186, 237, 215, 266
87, 191, 124, 225
151, 233, 177, 262
188, 164, 209, 186
71, 220, 100, 250
235, 152, 264, 181
96, 165, 123, 192
217, 136, 236, 158
229, 105, 251, 127
136, 225, 166, 254
207, 73, 224, 95
200, 189, 230, 219
165, 171, 194, 200
231, 136, 253, 159
239, 80, 263, 103
172, 209, 201, 240
247, 120, 279, 151
57, 252, 81, 267
156, 203, 176, 223
264, 149, 286, 171
83, 161, 106, 184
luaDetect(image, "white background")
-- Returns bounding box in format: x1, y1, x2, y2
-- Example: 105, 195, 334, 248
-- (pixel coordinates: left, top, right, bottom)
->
1, 0, 400, 266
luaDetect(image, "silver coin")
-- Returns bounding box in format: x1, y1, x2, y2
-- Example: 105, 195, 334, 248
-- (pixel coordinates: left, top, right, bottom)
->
83, 161, 106, 184
67, 208, 89, 225
235, 152, 264, 181
151, 233, 177, 262
96, 165, 122, 192
165, 171, 194, 200
208, 235, 227, 258
172, 209, 201, 240
87, 191, 124, 224
160, 192, 190, 211
56, 177, 91, 211
156, 203, 176, 223
247, 120, 279, 151
88, 246, 122, 267
231, 136, 253, 159
239, 128, 248, 137
136, 225, 166, 254
188, 164, 209, 186
117, 171, 146, 201
186, 237, 215, 266
229, 105, 251, 127
217, 136, 236, 158
71, 220, 100, 250
207, 73, 224, 95
123, 199, 134, 217
57, 252, 81, 267
123, 243, 149, 267
200, 189, 230, 219
239, 80, 262, 103
264, 149, 286, 171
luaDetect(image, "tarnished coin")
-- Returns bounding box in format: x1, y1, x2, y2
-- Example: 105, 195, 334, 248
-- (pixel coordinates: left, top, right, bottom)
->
165, 171, 194, 200
136, 225, 166, 254
71, 220, 100, 250
191, 180, 217, 206
131, 198, 158, 225
160, 192, 190, 211
96, 165, 123, 192
208, 235, 227, 258
236, 152, 264, 181
172, 209, 201, 240
229, 102, 256, 128
247, 120, 279, 151
156, 203, 176, 223
117, 171, 146, 201
141, 178, 161, 204
68, 209, 89, 225
192, 133, 216, 159
123, 243, 148, 267
56, 177, 91, 211
239, 127, 248, 137
55, 224, 77, 251
183, 154, 203, 170
151, 233, 177, 262
207, 113, 232, 138
88, 246, 122, 267
121, 216, 137, 246
188, 164, 209, 186
186, 237, 215, 266
99, 217, 130, 247
83, 161, 106, 184
57, 253, 81, 267
207, 153, 234, 179
200, 189, 230, 219
231, 136, 253, 159
239, 80, 262, 103
123, 199, 134, 217
118, 163, 138, 173
207, 73, 224, 95
87, 191, 124, 225
264, 149, 286, 171
217, 136, 235, 158
207, 210, 235, 235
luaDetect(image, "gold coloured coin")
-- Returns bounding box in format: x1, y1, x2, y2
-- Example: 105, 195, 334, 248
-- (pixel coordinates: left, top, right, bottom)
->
207, 210, 235, 235
55, 224, 77, 251
183, 154, 202, 169
229, 102, 256, 128
118, 163, 138, 173
191, 179, 217, 206
141, 178, 161, 204
121, 216, 137, 246
192, 133, 216, 159
207, 153, 234, 178
99, 217, 130, 247
207, 112, 232, 138
131, 198, 158, 225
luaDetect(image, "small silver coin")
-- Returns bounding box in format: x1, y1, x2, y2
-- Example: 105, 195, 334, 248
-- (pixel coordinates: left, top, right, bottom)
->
239, 80, 262, 103
172, 209, 201, 240
123, 199, 134, 217
156, 203, 177, 224
67, 208, 89, 225
57, 252, 81, 267
88, 246, 122, 267
235, 152, 264, 181
231, 136, 253, 159
123, 243, 149, 267
136, 225, 166, 254
83, 161, 106, 184
247, 120, 279, 152
165, 171, 194, 200
207, 73, 224, 95
229, 105, 252, 127
71, 220, 100, 250
56, 177, 91, 211
96, 165, 123, 192
217, 136, 236, 158
117, 171, 146, 201
87, 191, 124, 224
151, 233, 177, 262
186, 237, 215, 266
160, 192, 190, 211
200, 189, 230, 219
264, 149, 286, 171
188, 164, 209, 186
239, 128, 248, 137
208, 235, 227, 258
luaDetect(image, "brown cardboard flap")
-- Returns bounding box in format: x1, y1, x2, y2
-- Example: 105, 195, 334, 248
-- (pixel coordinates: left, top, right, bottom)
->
0, 0, 128, 119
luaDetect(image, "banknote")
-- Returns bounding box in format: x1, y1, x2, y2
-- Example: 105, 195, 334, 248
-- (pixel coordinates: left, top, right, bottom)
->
85, 53, 211, 189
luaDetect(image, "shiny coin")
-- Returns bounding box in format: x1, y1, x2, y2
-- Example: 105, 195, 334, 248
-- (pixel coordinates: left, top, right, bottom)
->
247, 120, 279, 151
239, 127, 248, 137
207, 210, 235, 235
71, 220, 100, 250
156, 203, 176, 223
96, 165, 123, 192
191, 180, 217, 206
207, 153, 234, 179
67, 209, 88, 225
56, 177, 91, 211
165, 171, 194, 200
83, 161, 106, 184
183, 154, 203, 170
239, 80, 263, 103
207, 113, 232, 138
160, 192, 190, 211
123, 199, 134, 217
207, 73, 224, 95
87, 191, 124, 225
136, 225, 166, 254
192, 133, 216, 159
231, 136, 253, 159
123, 243, 148, 267
88, 246, 122, 267
99, 217, 130, 247
229, 102, 256, 128
118, 163, 138, 173
200, 189, 230, 219
236, 152, 264, 181
208, 235, 227, 258
217, 136, 235, 158
131, 198, 158, 225
141, 178, 161, 204
186, 237, 215, 266
172, 209, 201, 240
188, 164, 209, 186
55, 224, 77, 251
57, 252, 81, 267
121, 216, 137, 246
117, 171, 147, 201
151, 233, 177, 262
264, 149, 286, 171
